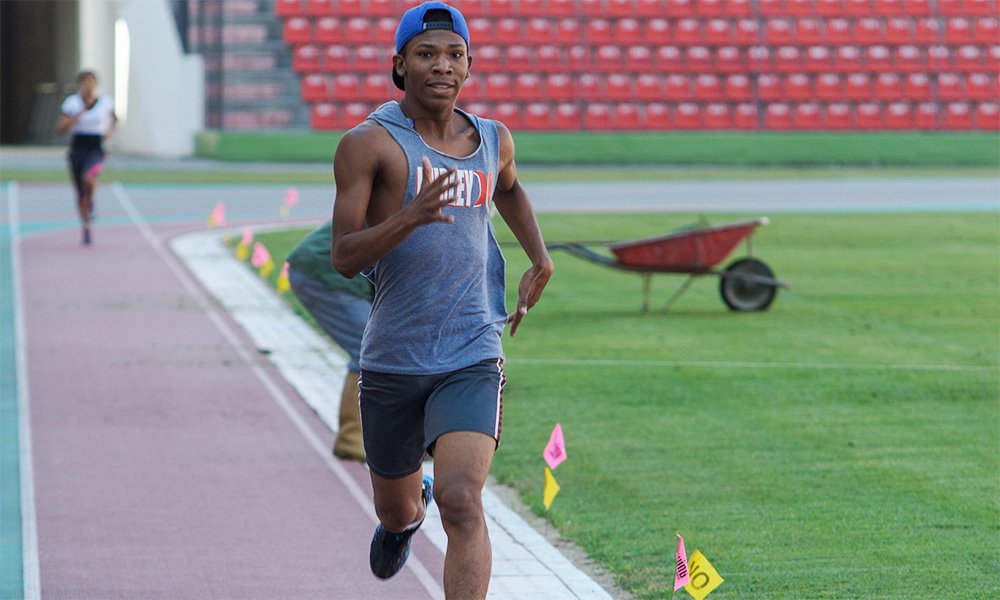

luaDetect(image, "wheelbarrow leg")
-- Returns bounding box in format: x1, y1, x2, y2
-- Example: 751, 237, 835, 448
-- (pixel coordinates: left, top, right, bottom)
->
660, 275, 698, 312
641, 274, 651, 314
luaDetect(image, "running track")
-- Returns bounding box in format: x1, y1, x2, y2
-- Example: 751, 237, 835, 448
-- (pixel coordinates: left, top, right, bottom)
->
1, 173, 996, 599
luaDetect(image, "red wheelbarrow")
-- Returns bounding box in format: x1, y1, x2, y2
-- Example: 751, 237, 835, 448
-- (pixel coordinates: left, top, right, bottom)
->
546, 217, 790, 313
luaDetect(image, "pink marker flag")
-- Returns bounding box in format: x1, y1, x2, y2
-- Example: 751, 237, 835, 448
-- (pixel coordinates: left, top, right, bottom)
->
209, 202, 226, 227
543, 423, 566, 470
251, 242, 271, 269
241, 226, 254, 247
285, 187, 299, 208
674, 534, 690, 591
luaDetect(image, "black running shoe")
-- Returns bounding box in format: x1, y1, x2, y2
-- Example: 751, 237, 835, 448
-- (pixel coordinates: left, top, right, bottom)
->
369, 475, 433, 579
82, 228, 91, 245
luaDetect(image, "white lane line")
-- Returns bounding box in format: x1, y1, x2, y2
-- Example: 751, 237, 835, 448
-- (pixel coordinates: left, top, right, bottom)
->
111, 183, 448, 599
9, 181, 42, 600
171, 227, 614, 600
505, 358, 994, 373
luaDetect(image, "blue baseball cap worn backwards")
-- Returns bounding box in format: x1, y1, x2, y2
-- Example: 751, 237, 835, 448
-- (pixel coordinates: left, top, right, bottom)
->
392, 1, 470, 90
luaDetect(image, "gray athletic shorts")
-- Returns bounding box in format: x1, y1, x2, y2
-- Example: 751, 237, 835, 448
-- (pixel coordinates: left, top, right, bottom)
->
359, 358, 505, 479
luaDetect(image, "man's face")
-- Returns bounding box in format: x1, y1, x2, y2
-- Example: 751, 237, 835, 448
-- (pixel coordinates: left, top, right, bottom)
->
396, 30, 471, 104
78, 75, 97, 97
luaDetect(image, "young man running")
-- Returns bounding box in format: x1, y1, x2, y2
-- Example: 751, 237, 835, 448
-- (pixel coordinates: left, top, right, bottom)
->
57, 70, 117, 245
330, 3, 553, 598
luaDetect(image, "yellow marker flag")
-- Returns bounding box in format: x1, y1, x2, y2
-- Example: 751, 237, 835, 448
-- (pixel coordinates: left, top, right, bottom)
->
276, 262, 291, 294
543, 467, 560, 510
235, 242, 250, 261
260, 259, 275, 278
684, 550, 723, 600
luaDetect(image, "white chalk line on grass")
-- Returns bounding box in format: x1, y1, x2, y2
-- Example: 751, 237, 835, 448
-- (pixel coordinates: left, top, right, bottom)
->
505, 358, 995, 373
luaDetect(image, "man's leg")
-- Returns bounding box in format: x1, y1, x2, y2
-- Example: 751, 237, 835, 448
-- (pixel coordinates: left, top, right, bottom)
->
369, 470, 426, 534
432, 431, 496, 600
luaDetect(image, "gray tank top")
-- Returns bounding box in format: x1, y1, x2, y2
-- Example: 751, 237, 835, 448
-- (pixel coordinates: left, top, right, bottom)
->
359, 101, 506, 375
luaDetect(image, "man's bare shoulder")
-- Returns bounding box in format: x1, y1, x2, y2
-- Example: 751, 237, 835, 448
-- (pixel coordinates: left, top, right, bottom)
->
337, 119, 394, 155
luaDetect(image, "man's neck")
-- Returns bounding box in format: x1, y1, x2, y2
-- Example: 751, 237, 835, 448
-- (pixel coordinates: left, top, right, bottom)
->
398, 99, 458, 140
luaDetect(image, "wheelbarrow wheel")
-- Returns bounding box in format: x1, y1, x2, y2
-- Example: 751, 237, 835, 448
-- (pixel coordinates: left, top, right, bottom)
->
720, 258, 777, 312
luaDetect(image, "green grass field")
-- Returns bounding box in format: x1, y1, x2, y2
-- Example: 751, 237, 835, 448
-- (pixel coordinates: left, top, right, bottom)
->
245, 211, 998, 599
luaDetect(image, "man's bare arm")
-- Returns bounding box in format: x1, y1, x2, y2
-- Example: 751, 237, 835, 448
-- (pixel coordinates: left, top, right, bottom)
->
330, 127, 460, 278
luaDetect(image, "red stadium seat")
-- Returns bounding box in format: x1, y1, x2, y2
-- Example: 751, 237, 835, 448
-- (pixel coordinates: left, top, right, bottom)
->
704, 103, 732, 128
283, 17, 312, 44
568, 45, 590, 71
658, 46, 683, 71
490, 0, 515, 16
988, 46, 1000, 72
788, 0, 813, 14
927, 45, 952, 71
904, 72, 932, 100
856, 18, 882, 44
915, 18, 940, 44
895, 45, 923, 72
846, 73, 873, 99
795, 102, 822, 129
646, 103, 671, 129
675, 103, 703, 129
687, 46, 712, 71
765, 19, 793, 45
725, 74, 752, 100
276, 0, 304, 17
875, 0, 903, 13
938, 0, 962, 15
469, 18, 493, 44
875, 72, 902, 98
310, 103, 338, 130
826, 18, 852, 44
735, 19, 759, 44
370, 0, 393, 15
805, 46, 833, 72
905, 0, 930, 14
293, 45, 321, 72
676, 19, 702, 45
856, 102, 884, 129
915, 102, 939, 128
375, 18, 396, 44
885, 18, 912, 44
695, 73, 722, 99
495, 103, 522, 129
457, 0, 487, 16
727, 0, 753, 15
554, 103, 580, 130
498, 19, 522, 43
666, 74, 693, 99
775, 46, 802, 72
323, 45, 349, 71
734, 103, 758, 129
846, 0, 872, 16
865, 46, 892, 72
937, 72, 964, 100
333, 73, 360, 100
584, 104, 613, 130
345, 18, 370, 44
716, 46, 743, 72
748, 46, 771, 71
706, 19, 731, 45
301, 74, 329, 101
945, 102, 973, 129
616, 103, 643, 129
765, 103, 793, 129
639, 0, 666, 16
581, 0, 605, 16
945, 19, 973, 45
597, 46, 623, 70
786, 73, 812, 99
885, 102, 913, 128
587, 20, 613, 45
556, 19, 581, 44
666, 0, 695, 17
698, 0, 725, 16
627, 46, 655, 72
334, 0, 363, 16
476, 46, 501, 72
547, 74, 574, 100
826, 103, 853, 129
646, 19, 672, 44
758, 73, 782, 100
355, 45, 381, 72
968, 0, 995, 15
637, 74, 663, 100
306, 0, 333, 15
506, 45, 532, 70
461, 75, 481, 99
607, 74, 633, 100
520, 0, 546, 17
527, 19, 553, 44
816, 73, 843, 99
551, 0, 576, 16
759, 0, 784, 16
796, 18, 823, 45
835, 46, 863, 72
316, 18, 341, 44
363, 74, 390, 100
956, 46, 983, 72
515, 74, 543, 101
975, 18, 999, 44
577, 73, 602, 99
524, 103, 552, 130
967, 73, 997, 100
615, 19, 643, 44
976, 103, 1000, 129
610, 0, 637, 16
816, 0, 843, 15
536, 46, 562, 72
486, 74, 512, 100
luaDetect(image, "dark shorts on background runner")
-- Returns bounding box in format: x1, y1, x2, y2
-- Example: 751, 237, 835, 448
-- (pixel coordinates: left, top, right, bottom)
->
68, 134, 105, 195
359, 358, 505, 479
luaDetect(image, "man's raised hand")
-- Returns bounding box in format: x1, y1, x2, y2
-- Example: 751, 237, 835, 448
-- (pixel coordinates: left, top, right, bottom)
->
407, 156, 459, 226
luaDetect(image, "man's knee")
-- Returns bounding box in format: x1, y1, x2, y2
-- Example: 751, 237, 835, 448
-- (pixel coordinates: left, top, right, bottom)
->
435, 481, 484, 531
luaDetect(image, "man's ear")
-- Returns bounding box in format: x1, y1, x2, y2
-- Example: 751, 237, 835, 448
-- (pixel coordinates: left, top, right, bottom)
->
393, 54, 406, 78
